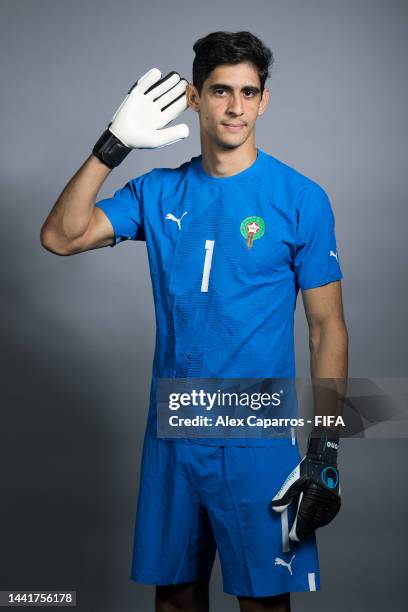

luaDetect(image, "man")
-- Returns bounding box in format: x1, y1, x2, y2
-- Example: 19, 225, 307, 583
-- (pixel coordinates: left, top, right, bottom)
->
40, 31, 348, 612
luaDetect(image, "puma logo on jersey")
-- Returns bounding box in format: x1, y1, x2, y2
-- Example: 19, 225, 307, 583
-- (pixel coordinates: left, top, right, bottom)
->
165, 212, 188, 230
329, 250, 338, 261
275, 555, 295, 575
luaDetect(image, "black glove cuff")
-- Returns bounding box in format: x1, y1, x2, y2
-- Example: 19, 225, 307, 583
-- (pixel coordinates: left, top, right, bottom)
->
307, 427, 339, 463
92, 128, 131, 169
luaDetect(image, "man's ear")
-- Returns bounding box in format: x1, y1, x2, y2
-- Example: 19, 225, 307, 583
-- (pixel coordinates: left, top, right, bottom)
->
186, 83, 200, 112
258, 87, 270, 117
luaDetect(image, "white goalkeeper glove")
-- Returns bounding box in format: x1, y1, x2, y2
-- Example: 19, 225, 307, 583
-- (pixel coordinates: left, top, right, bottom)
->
93, 67, 189, 168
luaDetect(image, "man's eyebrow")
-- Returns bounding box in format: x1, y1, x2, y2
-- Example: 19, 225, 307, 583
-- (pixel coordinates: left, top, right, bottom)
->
208, 83, 261, 93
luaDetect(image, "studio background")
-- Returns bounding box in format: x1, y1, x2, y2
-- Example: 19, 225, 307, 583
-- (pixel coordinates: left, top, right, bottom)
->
1, 0, 407, 610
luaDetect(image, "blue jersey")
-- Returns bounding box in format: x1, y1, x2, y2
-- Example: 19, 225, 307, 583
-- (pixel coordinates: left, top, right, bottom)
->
96, 148, 343, 442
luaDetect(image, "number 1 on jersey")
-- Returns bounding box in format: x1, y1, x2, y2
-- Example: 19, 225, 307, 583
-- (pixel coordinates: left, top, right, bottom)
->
201, 240, 215, 293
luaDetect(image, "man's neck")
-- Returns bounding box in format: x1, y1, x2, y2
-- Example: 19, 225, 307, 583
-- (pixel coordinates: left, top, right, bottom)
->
199, 141, 258, 178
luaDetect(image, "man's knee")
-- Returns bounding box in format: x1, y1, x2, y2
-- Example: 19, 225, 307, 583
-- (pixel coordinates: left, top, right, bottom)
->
155, 581, 210, 612
238, 592, 291, 612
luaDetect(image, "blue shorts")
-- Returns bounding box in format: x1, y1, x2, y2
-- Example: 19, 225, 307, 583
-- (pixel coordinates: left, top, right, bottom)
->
130, 433, 320, 597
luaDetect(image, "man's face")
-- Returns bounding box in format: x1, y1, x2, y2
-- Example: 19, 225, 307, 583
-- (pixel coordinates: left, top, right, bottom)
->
187, 62, 269, 149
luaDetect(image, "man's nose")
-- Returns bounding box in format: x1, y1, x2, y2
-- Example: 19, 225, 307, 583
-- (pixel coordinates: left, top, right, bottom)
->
227, 94, 244, 115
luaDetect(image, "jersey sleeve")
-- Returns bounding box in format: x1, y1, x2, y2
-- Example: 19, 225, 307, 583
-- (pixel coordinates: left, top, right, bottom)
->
95, 175, 146, 246
293, 184, 343, 290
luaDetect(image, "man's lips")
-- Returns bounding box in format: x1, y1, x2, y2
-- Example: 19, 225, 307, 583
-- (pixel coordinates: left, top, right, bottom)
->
221, 122, 246, 131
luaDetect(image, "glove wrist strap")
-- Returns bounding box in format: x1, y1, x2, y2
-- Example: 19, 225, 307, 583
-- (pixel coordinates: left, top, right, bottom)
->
92, 128, 131, 169
307, 427, 339, 463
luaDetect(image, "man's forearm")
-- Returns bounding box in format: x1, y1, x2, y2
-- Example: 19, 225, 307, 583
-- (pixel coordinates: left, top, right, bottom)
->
40, 154, 111, 249
309, 320, 349, 423
310, 320, 348, 379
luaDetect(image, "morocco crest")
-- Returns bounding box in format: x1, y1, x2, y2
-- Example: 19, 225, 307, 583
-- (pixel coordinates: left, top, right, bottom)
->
240, 216, 266, 249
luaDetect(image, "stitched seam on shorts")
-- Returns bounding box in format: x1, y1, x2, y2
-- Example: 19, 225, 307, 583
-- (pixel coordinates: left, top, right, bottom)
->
223, 448, 256, 594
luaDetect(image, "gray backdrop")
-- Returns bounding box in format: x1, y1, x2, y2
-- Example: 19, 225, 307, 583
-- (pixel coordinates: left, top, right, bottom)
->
1, 0, 407, 610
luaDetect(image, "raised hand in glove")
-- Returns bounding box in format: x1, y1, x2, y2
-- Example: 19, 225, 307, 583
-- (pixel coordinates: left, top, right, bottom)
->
93, 68, 189, 168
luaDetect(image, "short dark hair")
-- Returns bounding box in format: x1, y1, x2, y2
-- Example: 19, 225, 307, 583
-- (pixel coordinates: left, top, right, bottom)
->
192, 31, 274, 96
